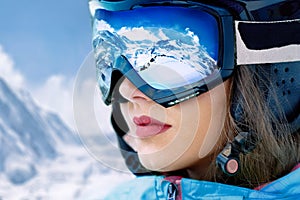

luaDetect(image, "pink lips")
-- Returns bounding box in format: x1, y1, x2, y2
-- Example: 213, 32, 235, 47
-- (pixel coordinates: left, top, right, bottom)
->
133, 115, 171, 138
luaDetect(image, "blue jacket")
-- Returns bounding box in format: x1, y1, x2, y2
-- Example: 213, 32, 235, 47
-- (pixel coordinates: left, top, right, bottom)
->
105, 167, 300, 199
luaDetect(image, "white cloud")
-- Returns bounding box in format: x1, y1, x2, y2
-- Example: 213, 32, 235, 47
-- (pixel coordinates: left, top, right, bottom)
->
0, 45, 75, 129
0, 45, 112, 135
0, 45, 25, 89
31, 75, 75, 129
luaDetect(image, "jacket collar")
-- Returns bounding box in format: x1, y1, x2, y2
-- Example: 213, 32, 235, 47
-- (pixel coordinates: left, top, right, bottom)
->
158, 167, 300, 199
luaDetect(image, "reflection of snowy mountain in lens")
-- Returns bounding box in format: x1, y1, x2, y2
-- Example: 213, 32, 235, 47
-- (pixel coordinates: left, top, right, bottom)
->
124, 28, 217, 75
93, 20, 217, 89
0, 78, 132, 199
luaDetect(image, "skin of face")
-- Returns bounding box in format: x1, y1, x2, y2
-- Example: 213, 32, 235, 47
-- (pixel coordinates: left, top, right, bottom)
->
118, 78, 230, 177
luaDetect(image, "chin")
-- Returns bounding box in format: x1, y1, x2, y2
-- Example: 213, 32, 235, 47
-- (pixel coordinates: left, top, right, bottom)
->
139, 154, 187, 172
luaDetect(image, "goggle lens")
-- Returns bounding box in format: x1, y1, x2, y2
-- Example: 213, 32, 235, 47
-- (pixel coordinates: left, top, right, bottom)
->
93, 5, 219, 102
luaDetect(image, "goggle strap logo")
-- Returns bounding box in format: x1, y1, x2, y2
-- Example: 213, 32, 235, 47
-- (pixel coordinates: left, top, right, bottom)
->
235, 19, 300, 65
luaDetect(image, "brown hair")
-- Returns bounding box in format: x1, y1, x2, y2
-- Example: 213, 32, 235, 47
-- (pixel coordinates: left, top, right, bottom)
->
205, 65, 300, 188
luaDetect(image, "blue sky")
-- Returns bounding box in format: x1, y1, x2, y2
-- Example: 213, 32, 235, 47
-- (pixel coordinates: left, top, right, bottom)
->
0, 0, 92, 84
0, 0, 94, 127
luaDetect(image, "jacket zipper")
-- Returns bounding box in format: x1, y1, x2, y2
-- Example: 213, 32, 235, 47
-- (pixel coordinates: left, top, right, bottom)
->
167, 182, 178, 200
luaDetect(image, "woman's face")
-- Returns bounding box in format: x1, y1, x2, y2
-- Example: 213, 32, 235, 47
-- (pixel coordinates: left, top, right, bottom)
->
118, 78, 230, 172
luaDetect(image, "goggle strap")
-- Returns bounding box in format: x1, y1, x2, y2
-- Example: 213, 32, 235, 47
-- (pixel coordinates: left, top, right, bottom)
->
236, 19, 300, 65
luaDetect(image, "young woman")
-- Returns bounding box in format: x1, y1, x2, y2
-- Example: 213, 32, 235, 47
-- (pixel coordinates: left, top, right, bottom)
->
88, 0, 300, 199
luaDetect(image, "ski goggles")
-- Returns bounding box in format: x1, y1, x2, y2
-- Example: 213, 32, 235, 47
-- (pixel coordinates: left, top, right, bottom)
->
89, 1, 300, 107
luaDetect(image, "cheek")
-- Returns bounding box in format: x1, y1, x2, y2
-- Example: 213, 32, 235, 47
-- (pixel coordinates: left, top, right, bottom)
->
139, 82, 229, 171
138, 98, 203, 171
197, 84, 228, 158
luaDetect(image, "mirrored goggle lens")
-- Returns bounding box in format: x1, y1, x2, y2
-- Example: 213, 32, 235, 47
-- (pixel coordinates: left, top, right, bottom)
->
93, 6, 219, 98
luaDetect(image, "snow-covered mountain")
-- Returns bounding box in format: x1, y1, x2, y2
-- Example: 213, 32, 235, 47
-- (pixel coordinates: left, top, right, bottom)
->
0, 77, 78, 184
0, 77, 132, 199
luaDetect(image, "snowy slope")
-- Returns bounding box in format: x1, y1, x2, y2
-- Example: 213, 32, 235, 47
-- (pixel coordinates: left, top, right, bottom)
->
0, 78, 133, 199
0, 78, 77, 184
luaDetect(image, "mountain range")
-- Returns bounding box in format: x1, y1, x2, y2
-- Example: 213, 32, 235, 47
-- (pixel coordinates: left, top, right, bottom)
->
0, 77, 133, 199
0, 77, 79, 184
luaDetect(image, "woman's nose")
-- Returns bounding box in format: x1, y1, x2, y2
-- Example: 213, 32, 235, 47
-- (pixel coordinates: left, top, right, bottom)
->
118, 78, 151, 104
